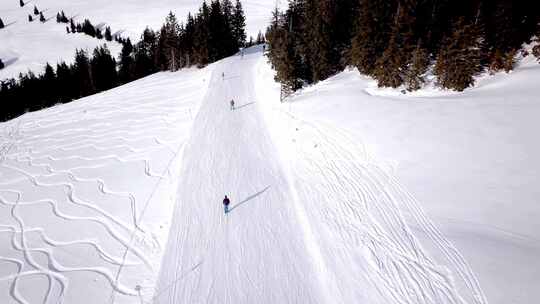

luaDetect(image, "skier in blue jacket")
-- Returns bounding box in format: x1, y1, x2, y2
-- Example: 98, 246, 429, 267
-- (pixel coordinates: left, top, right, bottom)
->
223, 195, 230, 214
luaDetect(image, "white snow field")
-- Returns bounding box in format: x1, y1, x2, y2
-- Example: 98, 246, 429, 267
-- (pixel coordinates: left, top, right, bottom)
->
0, 0, 281, 80
1, 44, 539, 303
0, 66, 213, 303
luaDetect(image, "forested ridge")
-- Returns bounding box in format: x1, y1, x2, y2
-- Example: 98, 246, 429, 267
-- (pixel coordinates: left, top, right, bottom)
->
266, 0, 540, 93
0, 0, 247, 122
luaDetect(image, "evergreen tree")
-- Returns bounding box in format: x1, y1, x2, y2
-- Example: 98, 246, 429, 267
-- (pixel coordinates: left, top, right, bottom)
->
118, 38, 135, 83
194, 2, 210, 66
34, 6, 39, 15
232, 0, 246, 48
28, 14, 32, 22
66, 26, 70, 33
208, 0, 233, 61
158, 12, 182, 71
434, 18, 484, 91
19, 0, 24, 8
404, 41, 430, 91
373, 3, 416, 88
70, 19, 76, 33
96, 28, 103, 39
183, 13, 196, 67
56, 61, 74, 102
82, 19, 96, 37
133, 28, 157, 78
256, 31, 264, 44
41, 63, 57, 106
105, 26, 112, 41
91, 45, 118, 91
0, 58, 4, 69
0, 17, 5, 29
350, 0, 394, 75
39, 12, 45, 22
73, 49, 95, 97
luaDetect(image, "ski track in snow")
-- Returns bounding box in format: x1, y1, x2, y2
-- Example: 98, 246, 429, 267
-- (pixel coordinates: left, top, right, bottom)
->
155, 46, 487, 304
258, 88, 489, 303
0, 71, 210, 303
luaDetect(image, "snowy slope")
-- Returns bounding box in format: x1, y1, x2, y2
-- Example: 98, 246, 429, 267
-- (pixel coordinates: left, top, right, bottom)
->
1, 44, 538, 303
254, 50, 540, 303
0, 66, 212, 303
0, 0, 281, 80
154, 46, 503, 304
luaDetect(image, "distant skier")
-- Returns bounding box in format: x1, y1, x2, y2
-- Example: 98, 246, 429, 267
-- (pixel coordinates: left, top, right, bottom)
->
222, 72, 224, 80
230, 99, 235, 110
223, 195, 230, 214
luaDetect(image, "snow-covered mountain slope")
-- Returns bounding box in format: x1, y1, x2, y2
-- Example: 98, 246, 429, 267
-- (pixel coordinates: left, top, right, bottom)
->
254, 50, 540, 304
0, 66, 212, 303
0, 0, 279, 80
1, 45, 539, 304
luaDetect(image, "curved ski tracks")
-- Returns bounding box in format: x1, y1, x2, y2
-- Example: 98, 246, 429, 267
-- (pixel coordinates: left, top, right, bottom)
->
272, 109, 488, 304
0, 72, 208, 303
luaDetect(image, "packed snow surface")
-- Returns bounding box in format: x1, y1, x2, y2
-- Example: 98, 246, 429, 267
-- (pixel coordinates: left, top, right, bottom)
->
1, 45, 539, 303
0, 0, 281, 80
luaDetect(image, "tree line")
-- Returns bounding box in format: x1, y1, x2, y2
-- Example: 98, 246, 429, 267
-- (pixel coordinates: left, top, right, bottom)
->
266, 0, 540, 92
0, 0, 247, 122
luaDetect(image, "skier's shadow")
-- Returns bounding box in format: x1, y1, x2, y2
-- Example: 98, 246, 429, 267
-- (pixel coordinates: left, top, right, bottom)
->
235, 102, 255, 110
229, 186, 270, 213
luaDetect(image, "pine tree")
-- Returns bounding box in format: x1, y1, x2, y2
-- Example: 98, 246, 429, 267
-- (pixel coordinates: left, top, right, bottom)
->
404, 41, 430, 91
256, 31, 264, 44
70, 19, 76, 33
34, 6, 39, 15
0, 58, 4, 69
194, 2, 210, 66
39, 12, 45, 22
19, 0, 24, 8
105, 26, 112, 41
56, 12, 62, 23
118, 38, 135, 83
350, 0, 392, 75
434, 18, 484, 91
41, 63, 57, 106
0, 17, 5, 29
91, 45, 118, 91
66, 26, 70, 33
134, 28, 157, 77
56, 61, 74, 102
159, 12, 182, 71
183, 13, 196, 67
73, 49, 95, 97
28, 14, 32, 22
96, 28, 103, 39
372, 2, 416, 88
82, 19, 96, 37
232, 0, 246, 48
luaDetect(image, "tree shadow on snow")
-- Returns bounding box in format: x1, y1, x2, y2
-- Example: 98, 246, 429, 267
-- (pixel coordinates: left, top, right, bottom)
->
229, 186, 270, 213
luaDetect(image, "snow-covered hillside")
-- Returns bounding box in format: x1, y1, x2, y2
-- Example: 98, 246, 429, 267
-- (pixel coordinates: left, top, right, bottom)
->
1, 44, 539, 303
0, 66, 212, 303
0, 0, 279, 80
255, 50, 540, 304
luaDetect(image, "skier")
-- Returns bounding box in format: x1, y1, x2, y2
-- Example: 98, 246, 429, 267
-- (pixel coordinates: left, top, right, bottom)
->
222, 72, 224, 80
223, 195, 230, 214
230, 99, 235, 110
